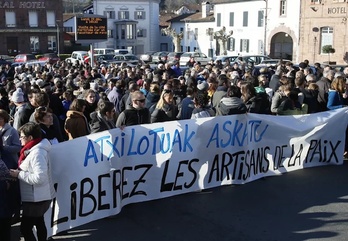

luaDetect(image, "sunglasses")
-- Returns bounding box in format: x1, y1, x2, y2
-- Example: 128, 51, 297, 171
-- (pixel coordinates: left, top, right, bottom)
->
163, 89, 173, 94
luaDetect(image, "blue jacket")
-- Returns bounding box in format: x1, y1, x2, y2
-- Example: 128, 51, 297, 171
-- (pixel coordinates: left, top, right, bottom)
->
327, 90, 345, 110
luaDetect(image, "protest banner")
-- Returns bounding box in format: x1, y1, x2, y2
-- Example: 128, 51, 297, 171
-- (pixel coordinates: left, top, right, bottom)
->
46, 108, 348, 236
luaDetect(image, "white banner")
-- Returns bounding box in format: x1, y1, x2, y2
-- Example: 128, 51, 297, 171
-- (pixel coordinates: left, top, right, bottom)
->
46, 108, 348, 236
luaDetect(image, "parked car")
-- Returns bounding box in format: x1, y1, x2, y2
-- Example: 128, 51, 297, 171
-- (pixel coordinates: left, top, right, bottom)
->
214, 55, 272, 66
84, 54, 115, 65
214, 55, 238, 66
14, 54, 37, 63
38, 53, 60, 64
241, 55, 272, 65
259, 59, 291, 66
179, 52, 212, 66
0, 58, 12, 66
152, 51, 169, 63
65, 51, 88, 65
167, 52, 184, 64
140, 51, 156, 63
94, 48, 115, 55
110, 54, 143, 67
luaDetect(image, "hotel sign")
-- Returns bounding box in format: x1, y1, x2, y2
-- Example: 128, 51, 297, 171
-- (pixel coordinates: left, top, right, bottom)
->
328, 7, 347, 14
0, 1, 46, 8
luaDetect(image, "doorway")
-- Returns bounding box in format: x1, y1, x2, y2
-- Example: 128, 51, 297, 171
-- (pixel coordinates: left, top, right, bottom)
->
270, 32, 293, 60
7, 37, 18, 55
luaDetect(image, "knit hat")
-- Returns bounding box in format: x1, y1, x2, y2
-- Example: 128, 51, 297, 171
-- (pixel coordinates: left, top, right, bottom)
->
12, 88, 25, 103
197, 80, 209, 91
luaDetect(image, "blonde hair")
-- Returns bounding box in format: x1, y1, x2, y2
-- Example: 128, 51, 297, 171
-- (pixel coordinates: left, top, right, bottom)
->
156, 90, 173, 109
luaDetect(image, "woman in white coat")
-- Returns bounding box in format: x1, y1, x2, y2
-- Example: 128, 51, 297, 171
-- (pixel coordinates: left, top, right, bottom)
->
10, 122, 55, 241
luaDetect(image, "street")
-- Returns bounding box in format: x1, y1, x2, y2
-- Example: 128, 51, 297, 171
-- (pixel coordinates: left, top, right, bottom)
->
12, 161, 348, 241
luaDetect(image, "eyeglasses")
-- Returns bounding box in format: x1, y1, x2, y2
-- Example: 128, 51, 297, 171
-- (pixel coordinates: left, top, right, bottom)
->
135, 99, 146, 103
36, 106, 47, 112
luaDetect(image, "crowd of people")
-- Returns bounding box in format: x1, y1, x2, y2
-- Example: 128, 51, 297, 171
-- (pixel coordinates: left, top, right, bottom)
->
0, 55, 347, 241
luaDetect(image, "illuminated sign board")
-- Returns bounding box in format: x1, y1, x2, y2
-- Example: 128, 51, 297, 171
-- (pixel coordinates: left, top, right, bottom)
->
75, 15, 107, 42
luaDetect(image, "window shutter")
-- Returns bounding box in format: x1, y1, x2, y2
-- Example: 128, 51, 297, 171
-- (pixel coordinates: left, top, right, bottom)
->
229, 12, 234, 27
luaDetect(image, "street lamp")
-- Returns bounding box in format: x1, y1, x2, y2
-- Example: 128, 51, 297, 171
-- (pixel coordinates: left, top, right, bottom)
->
263, 0, 268, 55
56, 20, 61, 56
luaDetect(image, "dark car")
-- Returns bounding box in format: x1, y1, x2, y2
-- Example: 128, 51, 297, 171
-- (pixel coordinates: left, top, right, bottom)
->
167, 52, 183, 64
0, 58, 12, 66
152, 51, 169, 63
38, 53, 60, 64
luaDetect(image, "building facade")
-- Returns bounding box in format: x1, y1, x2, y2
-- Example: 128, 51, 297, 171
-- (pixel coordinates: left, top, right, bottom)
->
212, 0, 300, 61
0, 0, 63, 55
299, 0, 348, 65
169, 0, 300, 61
92, 0, 160, 55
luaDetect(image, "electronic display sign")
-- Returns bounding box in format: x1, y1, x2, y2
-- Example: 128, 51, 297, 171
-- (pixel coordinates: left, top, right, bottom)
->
75, 15, 107, 41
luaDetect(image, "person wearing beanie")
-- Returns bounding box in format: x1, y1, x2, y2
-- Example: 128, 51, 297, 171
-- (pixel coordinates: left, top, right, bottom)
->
12, 88, 28, 130
197, 80, 209, 91
11, 88, 24, 104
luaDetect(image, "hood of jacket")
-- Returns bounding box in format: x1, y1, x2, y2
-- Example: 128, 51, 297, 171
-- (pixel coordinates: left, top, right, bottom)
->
66, 110, 85, 119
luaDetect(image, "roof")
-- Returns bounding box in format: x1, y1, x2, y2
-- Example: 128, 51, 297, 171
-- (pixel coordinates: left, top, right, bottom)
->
179, 12, 215, 23
63, 13, 76, 22
167, 13, 197, 23
159, 13, 178, 27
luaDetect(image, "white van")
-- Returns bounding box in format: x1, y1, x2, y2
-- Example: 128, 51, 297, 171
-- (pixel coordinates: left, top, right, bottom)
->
94, 48, 115, 55
114, 49, 129, 55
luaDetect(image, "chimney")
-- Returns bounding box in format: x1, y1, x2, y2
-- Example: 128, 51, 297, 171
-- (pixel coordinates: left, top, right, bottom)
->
202, 2, 210, 18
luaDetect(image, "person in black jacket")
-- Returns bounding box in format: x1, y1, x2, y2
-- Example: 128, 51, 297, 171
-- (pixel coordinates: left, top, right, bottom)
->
216, 85, 247, 115
89, 100, 116, 133
116, 91, 150, 128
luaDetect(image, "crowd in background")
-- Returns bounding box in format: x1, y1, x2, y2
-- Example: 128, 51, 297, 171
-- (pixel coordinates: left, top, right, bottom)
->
0, 56, 348, 240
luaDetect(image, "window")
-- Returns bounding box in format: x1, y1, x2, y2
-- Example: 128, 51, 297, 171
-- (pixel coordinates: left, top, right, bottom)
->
64, 26, 73, 32
30, 36, 40, 52
47, 36, 57, 51
228, 37, 235, 51
5, 11, 16, 27
311, 0, 321, 3
280, 0, 287, 16
126, 24, 134, 39
46, 11, 55, 27
104, 11, 115, 19
243, 12, 248, 27
229, 12, 234, 27
137, 29, 147, 37
320, 27, 334, 54
194, 28, 198, 40
217, 13, 221, 27
118, 11, 129, 20
333, 0, 346, 2
135, 11, 146, 20
258, 10, 264, 27
107, 29, 114, 38
29, 11, 38, 27
240, 39, 249, 52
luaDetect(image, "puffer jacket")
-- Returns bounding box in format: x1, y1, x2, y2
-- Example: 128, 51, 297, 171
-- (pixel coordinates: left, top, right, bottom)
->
217, 97, 247, 115
18, 138, 55, 202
